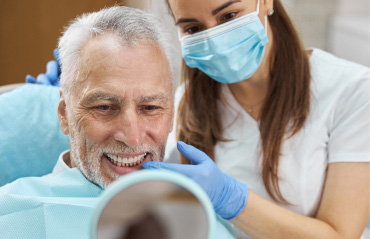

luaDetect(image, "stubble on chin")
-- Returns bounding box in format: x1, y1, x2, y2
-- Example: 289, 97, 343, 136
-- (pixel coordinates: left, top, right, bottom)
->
69, 130, 168, 188
69, 136, 109, 188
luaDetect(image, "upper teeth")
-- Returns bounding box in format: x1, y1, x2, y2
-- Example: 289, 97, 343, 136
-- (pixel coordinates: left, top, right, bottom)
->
106, 153, 146, 165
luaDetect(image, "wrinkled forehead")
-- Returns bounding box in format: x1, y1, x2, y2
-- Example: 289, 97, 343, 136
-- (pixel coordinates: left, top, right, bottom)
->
78, 33, 170, 75
69, 34, 173, 104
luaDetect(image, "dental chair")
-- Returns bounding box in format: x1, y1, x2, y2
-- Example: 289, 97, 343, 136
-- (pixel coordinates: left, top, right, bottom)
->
0, 83, 69, 186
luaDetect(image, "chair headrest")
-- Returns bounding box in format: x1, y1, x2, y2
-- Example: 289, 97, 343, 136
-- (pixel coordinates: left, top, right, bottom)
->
0, 84, 69, 186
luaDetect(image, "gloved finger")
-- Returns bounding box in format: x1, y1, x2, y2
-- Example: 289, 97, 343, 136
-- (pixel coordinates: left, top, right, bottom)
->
25, 75, 37, 83
46, 61, 59, 82
142, 161, 195, 176
36, 74, 52, 85
54, 48, 61, 77
177, 141, 209, 165
54, 48, 60, 62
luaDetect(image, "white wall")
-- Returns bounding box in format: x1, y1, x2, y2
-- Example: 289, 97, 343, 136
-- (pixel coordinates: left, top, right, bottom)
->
336, 0, 370, 15
284, 0, 337, 50
328, 0, 370, 66
285, 0, 369, 66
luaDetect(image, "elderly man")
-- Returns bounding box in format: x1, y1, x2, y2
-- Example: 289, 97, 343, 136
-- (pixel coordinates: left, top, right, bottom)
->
54, 6, 174, 188
0, 6, 175, 238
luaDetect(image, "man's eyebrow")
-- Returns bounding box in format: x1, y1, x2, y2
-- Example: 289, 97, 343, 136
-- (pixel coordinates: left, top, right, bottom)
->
83, 92, 122, 104
138, 93, 169, 103
212, 0, 241, 16
175, 0, 241, 25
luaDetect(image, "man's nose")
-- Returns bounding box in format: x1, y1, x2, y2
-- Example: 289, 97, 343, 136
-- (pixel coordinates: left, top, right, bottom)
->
113, 109, 141, 147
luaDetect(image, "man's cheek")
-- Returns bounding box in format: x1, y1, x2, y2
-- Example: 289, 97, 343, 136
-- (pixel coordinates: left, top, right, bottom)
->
74, 108, 104, 131
80, 118, 111, 141
151, 121, 172, 141
150, 113, 173, 130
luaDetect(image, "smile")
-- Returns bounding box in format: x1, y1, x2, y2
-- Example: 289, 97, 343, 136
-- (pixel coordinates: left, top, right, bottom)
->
105, 153, 147, 167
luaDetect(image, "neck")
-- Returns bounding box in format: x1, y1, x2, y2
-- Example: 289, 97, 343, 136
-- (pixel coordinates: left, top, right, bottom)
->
228, 44, 272, 118
228, 74, 268, 119
228, 22, 273, 119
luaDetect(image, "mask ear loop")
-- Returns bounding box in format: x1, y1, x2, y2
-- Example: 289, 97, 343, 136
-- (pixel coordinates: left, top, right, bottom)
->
177, 29, 182, 41
265, 15, 268, 34
256, 0, 267, 34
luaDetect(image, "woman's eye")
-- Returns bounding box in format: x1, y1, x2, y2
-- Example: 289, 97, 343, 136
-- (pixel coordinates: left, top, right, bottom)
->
184, 26, 201, 34
222, 12, 238, 21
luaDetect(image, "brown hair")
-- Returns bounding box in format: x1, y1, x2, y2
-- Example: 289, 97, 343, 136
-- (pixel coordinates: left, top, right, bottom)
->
171, 0, 311, 203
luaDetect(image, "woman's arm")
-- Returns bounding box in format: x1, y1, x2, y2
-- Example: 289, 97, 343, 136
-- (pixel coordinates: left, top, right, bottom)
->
232, 162, 369, 239
143, 142, 369, 238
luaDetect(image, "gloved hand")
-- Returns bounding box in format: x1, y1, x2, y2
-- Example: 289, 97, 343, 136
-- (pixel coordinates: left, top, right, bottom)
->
26, 48, 61, 86
142, 141, 248, 220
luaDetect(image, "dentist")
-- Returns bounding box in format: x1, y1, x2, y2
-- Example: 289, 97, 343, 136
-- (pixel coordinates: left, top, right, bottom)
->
143, 0, 370, 238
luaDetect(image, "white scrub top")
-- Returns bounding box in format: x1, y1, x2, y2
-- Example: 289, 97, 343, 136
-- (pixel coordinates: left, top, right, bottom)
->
164, 49, 370, 238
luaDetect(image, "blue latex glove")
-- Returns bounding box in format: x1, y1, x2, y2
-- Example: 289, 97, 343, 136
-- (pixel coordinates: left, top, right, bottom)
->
142, 141, 249, 220
26, 48, 61, 86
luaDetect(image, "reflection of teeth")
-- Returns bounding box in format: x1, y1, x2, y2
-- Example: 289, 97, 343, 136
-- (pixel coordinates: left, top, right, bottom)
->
106, 153, 147, 167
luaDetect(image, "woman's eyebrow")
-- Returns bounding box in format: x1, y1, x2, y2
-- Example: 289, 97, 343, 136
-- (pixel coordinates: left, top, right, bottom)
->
176, 18, 198, 25
175, 0, 241, 25
211, 0, 241, 16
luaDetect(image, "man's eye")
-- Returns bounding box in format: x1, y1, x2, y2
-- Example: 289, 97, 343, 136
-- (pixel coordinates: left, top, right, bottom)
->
143, 105, 160, 111
96, 105, 111, 111
184, 26, 202, 34
222, 12, 238, 21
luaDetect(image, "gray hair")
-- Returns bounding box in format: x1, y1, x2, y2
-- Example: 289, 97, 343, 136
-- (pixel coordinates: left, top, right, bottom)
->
58, 6, 174, 101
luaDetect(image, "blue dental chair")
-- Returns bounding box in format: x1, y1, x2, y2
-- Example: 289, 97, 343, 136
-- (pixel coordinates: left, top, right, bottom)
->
0, 84, 69, 186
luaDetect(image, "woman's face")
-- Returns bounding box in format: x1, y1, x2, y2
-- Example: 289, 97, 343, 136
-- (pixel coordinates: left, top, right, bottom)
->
168, 0, 272, 38
169, 0, 275, 83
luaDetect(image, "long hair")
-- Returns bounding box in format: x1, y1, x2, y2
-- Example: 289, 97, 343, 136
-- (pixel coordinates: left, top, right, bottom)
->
172, 0, 311, 203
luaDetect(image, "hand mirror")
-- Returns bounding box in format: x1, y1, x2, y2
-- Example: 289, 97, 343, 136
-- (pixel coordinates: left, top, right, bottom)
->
90, 170, 216, 239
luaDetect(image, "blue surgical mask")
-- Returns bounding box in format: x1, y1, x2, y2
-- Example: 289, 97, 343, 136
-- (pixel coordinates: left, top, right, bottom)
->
180, 0, 269, 84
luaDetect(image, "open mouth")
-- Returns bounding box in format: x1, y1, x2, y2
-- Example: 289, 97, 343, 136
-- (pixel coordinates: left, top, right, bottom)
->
105, 153, 148, 167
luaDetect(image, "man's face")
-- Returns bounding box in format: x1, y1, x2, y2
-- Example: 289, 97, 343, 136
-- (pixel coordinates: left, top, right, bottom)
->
58, 35, 174, 188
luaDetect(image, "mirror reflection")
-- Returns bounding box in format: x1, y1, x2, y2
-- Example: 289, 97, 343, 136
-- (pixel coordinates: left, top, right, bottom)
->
97, 180, 209, 239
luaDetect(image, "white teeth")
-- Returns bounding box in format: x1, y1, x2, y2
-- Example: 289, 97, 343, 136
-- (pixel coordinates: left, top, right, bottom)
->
106, 153, 147, 167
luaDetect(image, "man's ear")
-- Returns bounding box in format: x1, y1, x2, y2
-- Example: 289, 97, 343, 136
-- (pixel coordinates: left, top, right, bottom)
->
58, 90, 69, 135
